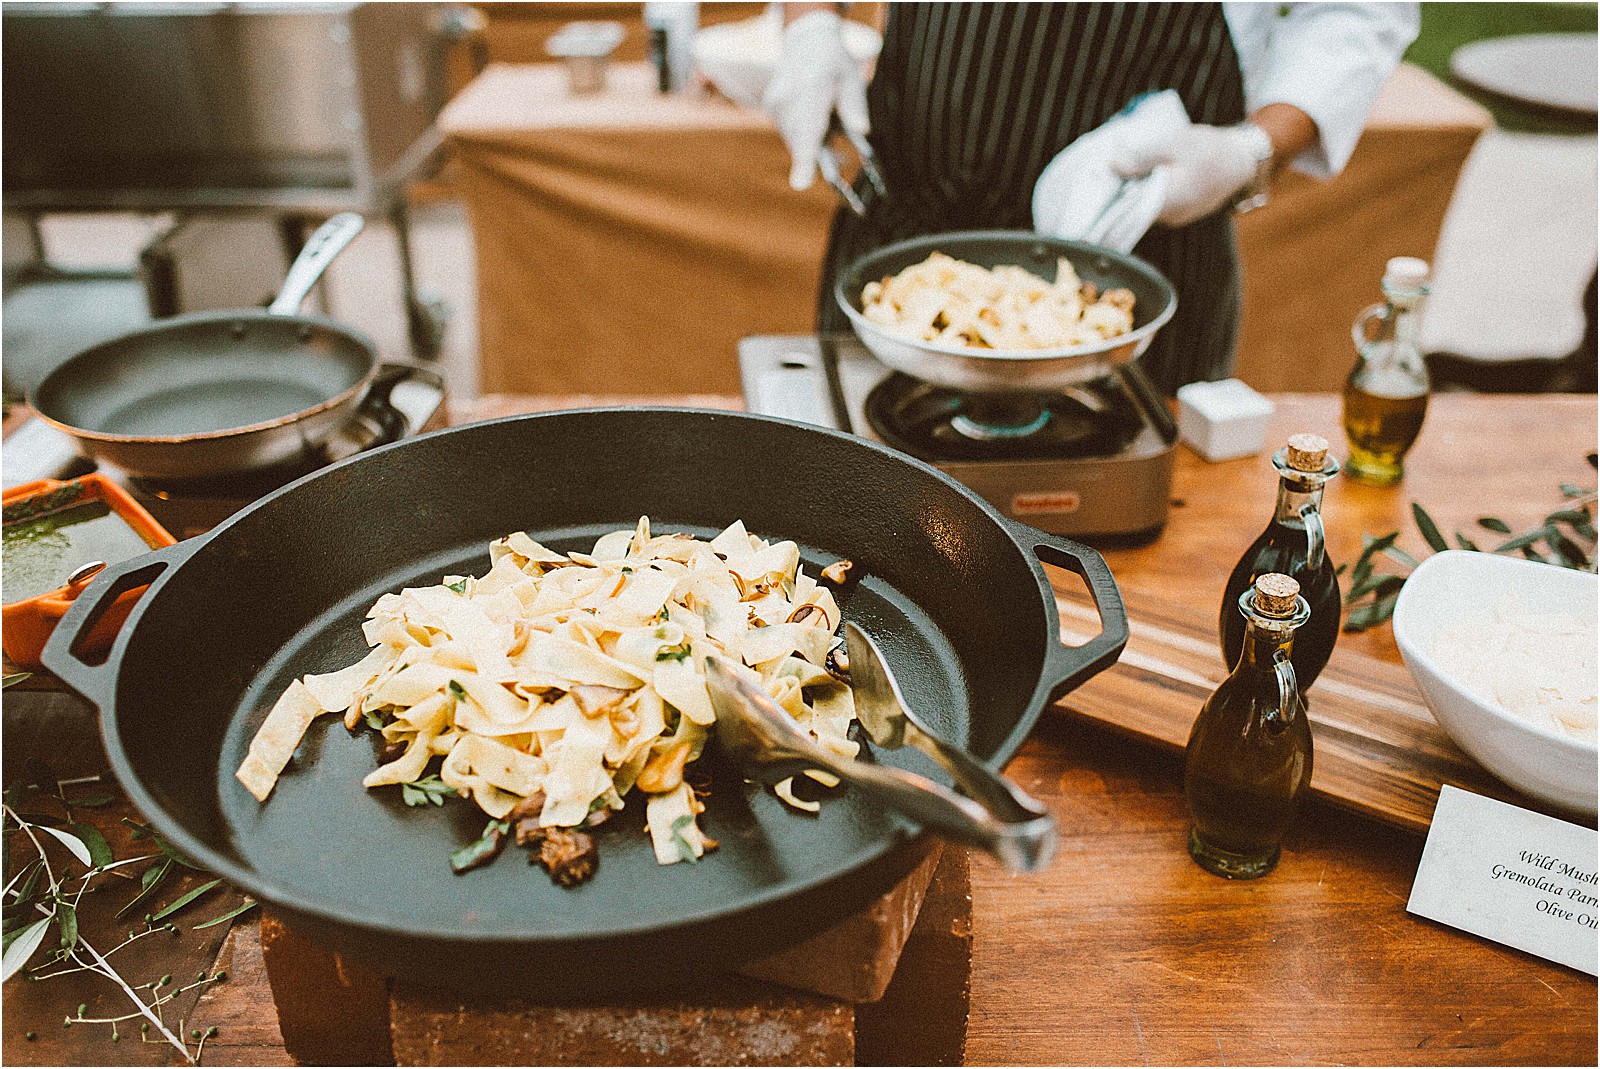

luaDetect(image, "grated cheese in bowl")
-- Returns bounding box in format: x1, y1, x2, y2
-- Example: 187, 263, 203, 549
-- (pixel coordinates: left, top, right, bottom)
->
1430, 593, 1597, 741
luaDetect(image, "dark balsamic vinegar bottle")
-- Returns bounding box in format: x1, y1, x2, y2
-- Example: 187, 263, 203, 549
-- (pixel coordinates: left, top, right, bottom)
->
1187, 573, 1314, 879
1219, 433, 1341, 693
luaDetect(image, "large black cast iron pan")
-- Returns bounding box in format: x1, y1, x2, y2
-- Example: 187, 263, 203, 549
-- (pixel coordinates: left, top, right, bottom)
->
42, 409, 1128, 995
28, 213, 424, 481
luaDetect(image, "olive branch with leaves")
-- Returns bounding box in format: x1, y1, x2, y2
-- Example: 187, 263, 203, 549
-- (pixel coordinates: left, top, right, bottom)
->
3, 767, 253, 1062
1341, 468, 1597, 633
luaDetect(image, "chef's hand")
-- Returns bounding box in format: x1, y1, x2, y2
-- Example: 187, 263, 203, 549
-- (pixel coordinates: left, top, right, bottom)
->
1111, 123, 1269, 228
763, 9, 868, 191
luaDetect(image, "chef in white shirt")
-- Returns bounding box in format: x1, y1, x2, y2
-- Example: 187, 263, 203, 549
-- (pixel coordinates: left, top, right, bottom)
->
769, 2, 1419, 394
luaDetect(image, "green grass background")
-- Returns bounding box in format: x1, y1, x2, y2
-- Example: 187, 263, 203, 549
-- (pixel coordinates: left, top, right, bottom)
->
1406, 2, 1598, 133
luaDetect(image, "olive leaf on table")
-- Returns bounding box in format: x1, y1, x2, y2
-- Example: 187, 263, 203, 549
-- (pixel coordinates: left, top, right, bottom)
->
1341, 468, 1597, 634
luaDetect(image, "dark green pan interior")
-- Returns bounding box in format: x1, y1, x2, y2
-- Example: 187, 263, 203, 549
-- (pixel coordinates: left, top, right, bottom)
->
33, 313, 371, 436
99, 410, 1060, 992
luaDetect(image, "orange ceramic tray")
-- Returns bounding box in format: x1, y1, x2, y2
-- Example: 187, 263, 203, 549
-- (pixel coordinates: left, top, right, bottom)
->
2, 474, 176, 671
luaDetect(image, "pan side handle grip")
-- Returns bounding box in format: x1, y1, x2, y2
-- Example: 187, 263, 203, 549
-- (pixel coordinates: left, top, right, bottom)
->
322, 362, 444, 463
1014, 524, 1130, 701
38, 541, 198, 710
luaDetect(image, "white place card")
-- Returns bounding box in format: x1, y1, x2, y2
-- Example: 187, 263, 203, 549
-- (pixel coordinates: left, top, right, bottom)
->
1408, 785, 1598, 975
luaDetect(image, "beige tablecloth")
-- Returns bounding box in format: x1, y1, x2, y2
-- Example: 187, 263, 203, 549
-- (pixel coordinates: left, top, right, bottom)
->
442, 61, 1492, 396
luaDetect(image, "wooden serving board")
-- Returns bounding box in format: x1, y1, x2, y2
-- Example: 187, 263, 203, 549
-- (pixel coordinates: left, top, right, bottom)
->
1050, 584, 1586, 835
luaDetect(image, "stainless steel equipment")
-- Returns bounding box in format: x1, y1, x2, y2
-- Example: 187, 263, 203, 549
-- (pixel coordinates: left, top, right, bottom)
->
1, 1, 486, 356
7, 370, 448, 539
739, 334, 1177, 541
3, 2, 463, 208
28, 213, 398, 482
704, 650, 1055, 873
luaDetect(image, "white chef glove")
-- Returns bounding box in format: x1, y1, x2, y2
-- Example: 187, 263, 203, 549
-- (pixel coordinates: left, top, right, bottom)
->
1032, 90, 1189, 253
1112, 122, 1270, 228
762, 9, 869, 191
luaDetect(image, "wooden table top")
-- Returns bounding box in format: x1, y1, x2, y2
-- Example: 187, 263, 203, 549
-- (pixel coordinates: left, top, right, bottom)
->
470, 391, 1599, 1066
967, 392, 1596, 1066
6, 391, 1594, 1066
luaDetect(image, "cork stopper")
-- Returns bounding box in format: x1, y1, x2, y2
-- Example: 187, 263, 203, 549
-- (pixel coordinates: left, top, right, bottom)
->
1284, 433, 1329, 473
1384, 256, 1430, 292
1253, 573, 1301, 618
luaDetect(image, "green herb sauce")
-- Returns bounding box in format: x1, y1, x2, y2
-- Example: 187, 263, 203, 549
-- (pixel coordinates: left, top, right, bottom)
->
2, 499, 153, 604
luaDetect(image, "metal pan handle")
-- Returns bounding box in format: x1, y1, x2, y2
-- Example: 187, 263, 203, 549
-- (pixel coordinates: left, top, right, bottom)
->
38, 540, 201, 709
268, 212, 365, 316
321, 362, 444, 463
811, 749, 1055, 872
1009, 521, 1130, 701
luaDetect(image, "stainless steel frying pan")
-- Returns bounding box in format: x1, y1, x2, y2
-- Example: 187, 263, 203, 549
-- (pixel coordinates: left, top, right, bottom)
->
835, 230, 1177, 394
29, 213, 419, 481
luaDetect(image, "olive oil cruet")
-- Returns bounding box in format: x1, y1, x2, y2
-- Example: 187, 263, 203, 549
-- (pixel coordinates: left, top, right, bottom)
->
1343, 257, 1431, 485
1218, 434, 1340, 694
1186, 573, 1314, 879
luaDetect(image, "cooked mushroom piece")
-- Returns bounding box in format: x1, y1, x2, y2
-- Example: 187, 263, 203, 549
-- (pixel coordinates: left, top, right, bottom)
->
507, 791, 547, 823
787, 603, 831, 627
515, 818, 547, 849
824, 644, 851, 685
819, 559, 856, 588
508, 791, 550, 848
536, 828, 599, 887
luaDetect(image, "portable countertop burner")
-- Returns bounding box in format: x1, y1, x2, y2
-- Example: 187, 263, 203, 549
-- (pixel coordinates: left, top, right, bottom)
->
739, 333, 1177, 542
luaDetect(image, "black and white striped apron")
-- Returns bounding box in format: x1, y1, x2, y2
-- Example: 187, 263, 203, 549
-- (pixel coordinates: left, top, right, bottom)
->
818, 2, 1247, 395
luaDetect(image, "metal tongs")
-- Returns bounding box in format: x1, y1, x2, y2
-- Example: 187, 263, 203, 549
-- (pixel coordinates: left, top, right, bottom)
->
703, 623, 1056, 872
815, 113, 887, 219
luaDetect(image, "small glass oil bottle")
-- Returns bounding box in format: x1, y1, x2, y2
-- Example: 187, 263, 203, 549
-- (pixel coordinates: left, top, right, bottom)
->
1219, 433, 1340, 693
1343, 256, 1431, 485
1187, 573, 1314, 879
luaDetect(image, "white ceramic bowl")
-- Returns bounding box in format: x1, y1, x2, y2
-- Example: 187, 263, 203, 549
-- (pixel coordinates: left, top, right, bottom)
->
691, 14, 882, 110
1393, 550, 1598, 816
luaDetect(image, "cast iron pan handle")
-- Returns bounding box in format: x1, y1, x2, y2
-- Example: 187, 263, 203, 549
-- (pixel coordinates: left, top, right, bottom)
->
1009, 521, 1130, 702
38, 540, 201, 710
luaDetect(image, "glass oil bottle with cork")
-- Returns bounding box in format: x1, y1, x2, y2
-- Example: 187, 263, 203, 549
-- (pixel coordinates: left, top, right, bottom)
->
1219, 433, 1341, 694
1343, 257, 1431, 485
1187, 572, 1315, 879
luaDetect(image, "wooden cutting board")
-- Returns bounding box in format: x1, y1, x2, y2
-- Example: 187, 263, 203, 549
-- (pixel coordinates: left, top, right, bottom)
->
1049, 586, 1571, 835
1043, 393, 1599, 836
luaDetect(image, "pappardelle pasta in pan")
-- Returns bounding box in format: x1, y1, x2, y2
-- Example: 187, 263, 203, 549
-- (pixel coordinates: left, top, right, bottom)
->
861, 251, 1136, 351
236, 518, 858, 886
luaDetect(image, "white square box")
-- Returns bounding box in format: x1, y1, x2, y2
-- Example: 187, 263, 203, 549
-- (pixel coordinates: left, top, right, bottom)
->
1175, 379, 1276, 462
